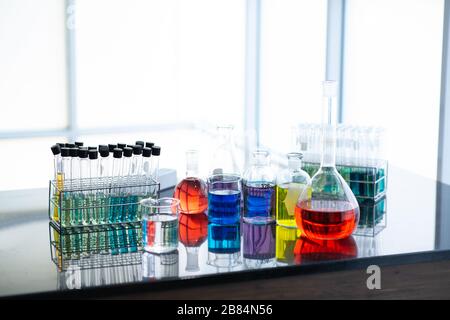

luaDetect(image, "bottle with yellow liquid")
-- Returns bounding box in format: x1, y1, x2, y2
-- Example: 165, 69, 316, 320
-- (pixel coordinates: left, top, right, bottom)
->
276, 153, 310, 228
276, 225, 301, 265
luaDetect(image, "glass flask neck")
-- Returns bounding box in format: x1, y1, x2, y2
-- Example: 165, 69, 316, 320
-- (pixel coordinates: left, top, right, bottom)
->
321, 82, 338, 168
185, 246, 200, 272
217, 125, 234, 142
287, 152, 302, 171
252, 150, 269, 167
185, 150, 200, 177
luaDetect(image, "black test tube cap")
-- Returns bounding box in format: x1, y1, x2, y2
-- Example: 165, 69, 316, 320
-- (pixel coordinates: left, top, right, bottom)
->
142, 147, 152, 158
61, 147, 70, 157
74, 142, 84, 147
135, 141, 145, 147
78, 148, 89, 158
151, 146, 161, 156
89, 150, 98, 160
108, 144, 117, 153
88, 146, 97, 150
123, 147, 133, 157
99, 146, 109, 157
145, 142, 155, 148
51, 144, 61, 155
118, 143, 127, 149
70, 148, 79, 157
132, 145, 143, 155
113, 148, 123, 158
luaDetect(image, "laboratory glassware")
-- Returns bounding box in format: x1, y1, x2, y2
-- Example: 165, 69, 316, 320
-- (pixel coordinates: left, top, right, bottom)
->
174, 150, 208, 215
210, 125, 241, 176
207, 174, 241, 224
142, 251, 179, 280
51, 144, 63, 222
276, 152, 310, 228
151, 146, 161, 183
276, 225, 300, 265
140, 197, 180, 253
243, 221, 276, 269
243, 150, 276, 224
295, 81, 359, 240
294, 236, 357, 264
179, 212, 208, 272
207, 222, 241, 268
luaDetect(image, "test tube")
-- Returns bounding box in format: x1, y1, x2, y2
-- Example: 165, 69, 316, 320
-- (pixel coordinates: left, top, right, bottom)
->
110, 148, 123, 224
122, 147, 133, 222
78, 148, 90, 225
98, 146, 110, 254
69, 148, 79, 225
60, 147, 72, 227
51, 145, 63, 222
151, 146, 161, 183
89, 150, 99, 224
109, 148, 123, 255
89, 149, 99, 254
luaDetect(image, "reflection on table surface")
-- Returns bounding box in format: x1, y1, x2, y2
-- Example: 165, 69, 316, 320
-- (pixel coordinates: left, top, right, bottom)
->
0, 166, 449, 296
55, 216, 383, 290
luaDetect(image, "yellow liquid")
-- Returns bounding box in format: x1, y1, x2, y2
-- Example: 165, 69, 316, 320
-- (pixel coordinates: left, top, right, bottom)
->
276, 183, 308, 228
276, 225, 300, 263
53, 173, 64, 222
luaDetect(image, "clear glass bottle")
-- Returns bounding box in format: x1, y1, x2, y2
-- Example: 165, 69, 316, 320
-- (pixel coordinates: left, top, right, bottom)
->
174, 150, 208, 215
210, 125, 241, 176
243, 150, 276, 223
276, 153, 310, 228
295, 81, 360, 240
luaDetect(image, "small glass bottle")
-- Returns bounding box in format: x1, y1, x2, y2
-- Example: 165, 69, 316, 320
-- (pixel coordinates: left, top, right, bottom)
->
210, 125, 241, 176
243, 150, 276, 224
174, 150, 208, 215
295, 81, 360, 240
276, 152, 310, 228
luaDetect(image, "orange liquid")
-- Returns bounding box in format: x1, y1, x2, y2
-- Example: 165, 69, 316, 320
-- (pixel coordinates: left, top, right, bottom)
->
295, 200, 358, 240
179, 212, 208, 247
173, 177, 208, 214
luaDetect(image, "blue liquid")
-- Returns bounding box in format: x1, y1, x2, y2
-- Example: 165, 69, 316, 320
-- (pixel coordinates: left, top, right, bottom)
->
208, 223, 240, 254
109, 227, 119, 255
243, 183, 275, 223
208, 190, 240, 224
109, 196, 124, 223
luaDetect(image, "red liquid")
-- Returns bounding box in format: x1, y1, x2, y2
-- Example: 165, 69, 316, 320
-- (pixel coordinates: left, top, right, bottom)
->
294, 236, 357, 264
173, 177, 208, 214
295, 200, 358, 240
179, 212, 208, 247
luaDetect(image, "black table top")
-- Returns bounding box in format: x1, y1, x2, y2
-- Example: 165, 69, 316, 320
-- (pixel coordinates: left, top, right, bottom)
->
1, 166, 449, 298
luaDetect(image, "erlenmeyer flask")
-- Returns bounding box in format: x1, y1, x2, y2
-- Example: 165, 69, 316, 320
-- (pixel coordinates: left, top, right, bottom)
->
295, 81, 359, 240
210, 125, 241, 176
